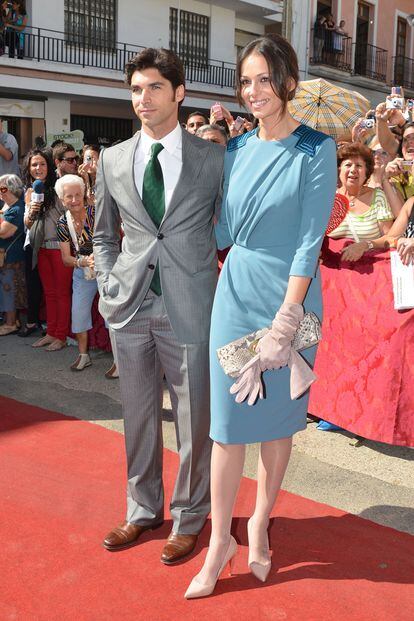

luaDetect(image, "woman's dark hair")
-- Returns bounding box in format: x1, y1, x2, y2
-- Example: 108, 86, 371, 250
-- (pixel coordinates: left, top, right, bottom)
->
21, 147, 57, 210
124, 47, 185, 92
337, 142, 375, 182
82, 144, 100, 156
235, 34, 299, 114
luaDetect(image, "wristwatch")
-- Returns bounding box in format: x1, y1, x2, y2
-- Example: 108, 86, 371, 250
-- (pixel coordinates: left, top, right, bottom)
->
366, 240, 374, 250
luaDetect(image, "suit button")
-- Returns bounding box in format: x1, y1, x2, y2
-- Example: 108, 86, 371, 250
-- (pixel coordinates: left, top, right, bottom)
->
157, 233, 164, 240
148, 264, 155, 270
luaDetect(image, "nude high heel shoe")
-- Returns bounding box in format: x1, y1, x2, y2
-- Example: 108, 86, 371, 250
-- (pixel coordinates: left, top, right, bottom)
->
184, 535, 238, 599
247, 518, 272, 583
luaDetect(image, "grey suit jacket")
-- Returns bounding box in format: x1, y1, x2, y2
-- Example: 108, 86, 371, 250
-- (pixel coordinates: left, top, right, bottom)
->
93, 128, 224, 344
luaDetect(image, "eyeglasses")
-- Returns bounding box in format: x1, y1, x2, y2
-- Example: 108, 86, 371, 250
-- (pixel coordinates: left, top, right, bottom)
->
0, 186, 8, 193
60, 156, 78, 163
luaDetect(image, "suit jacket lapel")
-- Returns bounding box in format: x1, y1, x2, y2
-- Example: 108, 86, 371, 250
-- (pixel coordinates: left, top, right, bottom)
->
119, 131, 157, 232
161, 130, 209, 226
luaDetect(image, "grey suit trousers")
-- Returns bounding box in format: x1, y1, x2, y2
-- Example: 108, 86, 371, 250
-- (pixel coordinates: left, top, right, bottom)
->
114, 291, 212, 534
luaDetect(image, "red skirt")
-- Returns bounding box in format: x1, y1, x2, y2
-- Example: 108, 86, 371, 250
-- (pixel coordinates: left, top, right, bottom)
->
308, 237, 414, 447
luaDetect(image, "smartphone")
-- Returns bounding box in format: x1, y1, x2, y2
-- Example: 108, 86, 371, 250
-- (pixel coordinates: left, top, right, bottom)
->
401, 160, 414, 171
85, 155, 93, 163
233, 116, 244, 131
210, 102, 224, 121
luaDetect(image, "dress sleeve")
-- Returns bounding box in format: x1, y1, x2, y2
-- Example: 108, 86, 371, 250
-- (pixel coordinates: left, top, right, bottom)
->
56, 214, 70, 243
290, 137, 337, 278
374, 188, 394, 221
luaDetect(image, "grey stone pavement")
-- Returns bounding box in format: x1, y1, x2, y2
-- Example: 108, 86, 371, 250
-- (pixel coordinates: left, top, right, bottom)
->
1, 333, 413, 535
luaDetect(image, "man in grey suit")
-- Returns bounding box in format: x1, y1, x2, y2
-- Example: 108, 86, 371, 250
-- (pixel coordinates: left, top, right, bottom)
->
93, 47, 224, 563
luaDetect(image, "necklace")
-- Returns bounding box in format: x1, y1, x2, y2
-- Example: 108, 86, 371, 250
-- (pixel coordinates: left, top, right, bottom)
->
343, 186, 369, 209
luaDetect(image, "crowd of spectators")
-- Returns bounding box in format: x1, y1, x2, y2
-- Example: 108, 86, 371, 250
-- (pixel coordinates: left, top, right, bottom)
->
308, 95, 414, 446
1, 87, 413, 446
0, 103, 251, 370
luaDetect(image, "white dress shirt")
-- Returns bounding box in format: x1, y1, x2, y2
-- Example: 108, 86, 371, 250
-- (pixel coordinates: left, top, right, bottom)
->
134, 122, 183, 210
111, 123, 183, 330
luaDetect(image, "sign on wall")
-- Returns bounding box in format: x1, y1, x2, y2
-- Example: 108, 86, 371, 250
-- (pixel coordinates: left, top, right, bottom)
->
46, 129, 84, 152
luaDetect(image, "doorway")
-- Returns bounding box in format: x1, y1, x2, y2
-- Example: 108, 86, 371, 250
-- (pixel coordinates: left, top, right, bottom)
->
354, 2, 370, 76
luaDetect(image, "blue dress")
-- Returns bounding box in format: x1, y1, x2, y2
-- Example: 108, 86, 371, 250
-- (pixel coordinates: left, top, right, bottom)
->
210, 125, 337, 444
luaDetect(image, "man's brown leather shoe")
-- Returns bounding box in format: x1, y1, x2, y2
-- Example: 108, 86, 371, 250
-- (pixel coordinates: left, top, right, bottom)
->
103, 520, 163, 551
160, 532, 198, 564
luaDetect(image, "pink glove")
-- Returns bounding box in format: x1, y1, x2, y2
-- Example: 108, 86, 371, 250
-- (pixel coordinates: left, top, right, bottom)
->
230, 302, 317, 405
229, 355, 263, 406
256, 302, 304, 371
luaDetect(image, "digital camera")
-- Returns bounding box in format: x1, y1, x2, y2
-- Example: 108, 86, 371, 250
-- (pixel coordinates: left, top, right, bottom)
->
361, 118, 375, 129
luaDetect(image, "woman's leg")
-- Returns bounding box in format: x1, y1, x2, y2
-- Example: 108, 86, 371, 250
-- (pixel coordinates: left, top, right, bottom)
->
249, 436, 292, 565
193, 441, 245, 585
37, 248, 57, 339
24, 246, 43, 327
76, 331, 88, 354
50, 250, 73, 342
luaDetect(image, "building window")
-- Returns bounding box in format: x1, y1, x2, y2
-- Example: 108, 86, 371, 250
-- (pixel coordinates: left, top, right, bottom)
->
394, 17, 408, 86
64, 0, 117, 48
169, 8, 209, 65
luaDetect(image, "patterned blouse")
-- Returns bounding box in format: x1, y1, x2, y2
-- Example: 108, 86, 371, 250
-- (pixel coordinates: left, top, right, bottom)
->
328, 188, 393, 241
405, 204, 414, 239
56, 205, 95, 256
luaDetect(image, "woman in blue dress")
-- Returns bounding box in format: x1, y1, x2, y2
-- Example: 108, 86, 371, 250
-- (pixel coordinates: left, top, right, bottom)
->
185, 34, 337, 599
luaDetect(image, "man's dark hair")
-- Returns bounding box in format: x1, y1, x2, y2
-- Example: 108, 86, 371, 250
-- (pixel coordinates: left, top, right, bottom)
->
53, 142, 76, 161
124, 47, 186, 91
236, 34, 299, 115
186, 111, 208, 124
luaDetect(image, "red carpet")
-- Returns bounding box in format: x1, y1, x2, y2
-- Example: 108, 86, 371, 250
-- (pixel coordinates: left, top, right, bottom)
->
1, 396, 413, 621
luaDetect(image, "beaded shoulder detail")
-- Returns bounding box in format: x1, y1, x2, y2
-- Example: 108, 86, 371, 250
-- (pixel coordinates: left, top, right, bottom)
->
292, 124, 331, 156
227, 129, 257, 152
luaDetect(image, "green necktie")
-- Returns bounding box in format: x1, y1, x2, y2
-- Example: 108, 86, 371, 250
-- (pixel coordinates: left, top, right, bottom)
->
142, 142, 165, 295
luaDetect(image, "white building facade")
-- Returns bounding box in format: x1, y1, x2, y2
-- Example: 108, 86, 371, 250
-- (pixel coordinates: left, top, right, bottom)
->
0, 0, 283, 155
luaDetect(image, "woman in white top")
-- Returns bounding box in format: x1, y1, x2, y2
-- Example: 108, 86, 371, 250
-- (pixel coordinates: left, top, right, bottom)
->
329, 142, 394, 262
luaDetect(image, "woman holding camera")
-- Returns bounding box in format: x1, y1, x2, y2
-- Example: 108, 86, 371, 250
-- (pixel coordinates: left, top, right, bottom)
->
56, 174, 97, 371
23, 147, 72, 350
0, 174, 26, 335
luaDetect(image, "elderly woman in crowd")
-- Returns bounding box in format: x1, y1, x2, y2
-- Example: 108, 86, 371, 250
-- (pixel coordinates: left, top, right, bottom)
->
56, 174, 97, 371
24, 147, 72, 351
329, 142, 394, 262
0, 174, 26, 335
56, 173, 118, 376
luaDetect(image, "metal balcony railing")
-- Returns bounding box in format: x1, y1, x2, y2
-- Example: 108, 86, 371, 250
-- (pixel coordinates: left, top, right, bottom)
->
392, 55, 414, 90
3, 26, 236, 89
353, 42, 387, 82
309, 29, 352, 72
